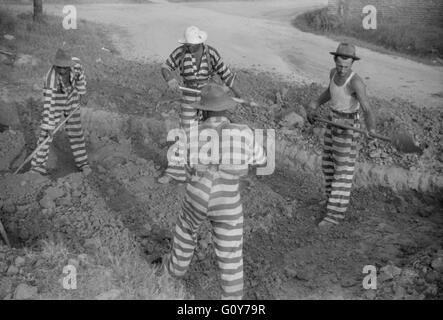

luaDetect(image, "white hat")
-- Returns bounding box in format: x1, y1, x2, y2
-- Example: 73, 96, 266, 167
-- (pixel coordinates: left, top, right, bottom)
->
178, 26, 208, 45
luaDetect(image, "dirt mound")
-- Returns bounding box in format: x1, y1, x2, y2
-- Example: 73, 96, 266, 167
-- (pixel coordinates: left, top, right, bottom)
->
1, 100, 441, 300
0, 146, 186, 300
0, 171, 49, 208
0, 171, 135, 255
371, 248, 443, 300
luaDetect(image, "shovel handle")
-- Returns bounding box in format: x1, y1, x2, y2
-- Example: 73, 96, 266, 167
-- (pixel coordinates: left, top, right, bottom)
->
314, 117, 391, 142
14, 104, 82, 174
179, 86, 200, 93
367, 132, 392, 142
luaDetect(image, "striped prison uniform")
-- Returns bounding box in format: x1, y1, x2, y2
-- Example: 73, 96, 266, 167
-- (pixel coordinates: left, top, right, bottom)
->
162, 45, 236, 182
165, 116, 267, 299
31, 62, 88, 174
322, 110, 360, 225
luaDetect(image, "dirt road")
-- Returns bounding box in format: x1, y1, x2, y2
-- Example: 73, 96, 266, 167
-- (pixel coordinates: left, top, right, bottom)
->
28, 0, 443, 109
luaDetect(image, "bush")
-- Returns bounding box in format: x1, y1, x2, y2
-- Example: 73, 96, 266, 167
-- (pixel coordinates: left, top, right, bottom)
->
293, 8, 443, 59
295, 8, 343, 32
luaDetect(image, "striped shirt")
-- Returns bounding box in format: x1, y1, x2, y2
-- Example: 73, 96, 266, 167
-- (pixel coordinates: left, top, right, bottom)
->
188, 116, 267, 178
163, 45, 235, 89
41, 61, 86, 130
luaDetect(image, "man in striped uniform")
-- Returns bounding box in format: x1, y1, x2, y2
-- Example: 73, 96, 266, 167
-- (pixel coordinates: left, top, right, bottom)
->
307, 43, 376, 228
30, 48, 90, 176
155, 84, 267, 300
158, 26, 243, 184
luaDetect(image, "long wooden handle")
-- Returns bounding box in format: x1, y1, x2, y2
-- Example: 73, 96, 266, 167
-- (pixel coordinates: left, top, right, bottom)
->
14, 105, 82, 174
314, 117, 391, 142
179, 86, 200, 93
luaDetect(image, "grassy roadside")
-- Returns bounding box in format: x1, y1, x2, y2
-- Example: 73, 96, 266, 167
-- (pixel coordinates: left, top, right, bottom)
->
0, 8, 186, 300
1, 240, 184, 300
293, 8, 443, 66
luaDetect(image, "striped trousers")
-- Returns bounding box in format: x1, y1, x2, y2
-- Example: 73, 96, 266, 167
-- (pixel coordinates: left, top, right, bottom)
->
165, 86, 203, 182
31, 105, 88, 174
321, 113, 359, 224
166, 170, 244, 300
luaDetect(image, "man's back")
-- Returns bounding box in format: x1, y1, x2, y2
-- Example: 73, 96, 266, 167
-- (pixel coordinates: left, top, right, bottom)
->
189, 116, 266, 178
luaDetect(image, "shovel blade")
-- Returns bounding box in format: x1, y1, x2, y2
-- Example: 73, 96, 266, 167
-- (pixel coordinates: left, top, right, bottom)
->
391, 132, 423, 154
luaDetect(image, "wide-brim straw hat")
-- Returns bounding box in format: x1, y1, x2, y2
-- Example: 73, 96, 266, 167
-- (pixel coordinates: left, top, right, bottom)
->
52, 48, 74, 67
178, 26, 208, 45
330, 43, 361, 60
191, 84, 237, 111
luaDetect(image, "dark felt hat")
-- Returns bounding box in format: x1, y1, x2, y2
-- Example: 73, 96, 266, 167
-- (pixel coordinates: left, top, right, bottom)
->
52, 48, 74, 67
330, 43, 361, 60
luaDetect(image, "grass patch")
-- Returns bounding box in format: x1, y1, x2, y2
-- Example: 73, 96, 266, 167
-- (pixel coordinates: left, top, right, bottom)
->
293, 8, 443, 62
22, 240, 186, 300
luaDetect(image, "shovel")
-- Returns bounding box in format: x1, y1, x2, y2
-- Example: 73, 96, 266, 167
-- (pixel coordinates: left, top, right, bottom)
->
314, 116, 422, 154
14, 104, 82, 174
179, 86, 258, 107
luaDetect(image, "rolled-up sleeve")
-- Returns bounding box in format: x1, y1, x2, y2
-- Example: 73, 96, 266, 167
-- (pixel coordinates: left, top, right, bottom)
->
208, 46, 235, 88
163, 46, 184, 72
40, 87, 56, 131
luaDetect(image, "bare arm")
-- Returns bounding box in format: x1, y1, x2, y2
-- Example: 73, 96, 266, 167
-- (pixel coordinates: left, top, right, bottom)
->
307, 68, 334, 112
308, 88, 331, 111
352, 76, 375, 132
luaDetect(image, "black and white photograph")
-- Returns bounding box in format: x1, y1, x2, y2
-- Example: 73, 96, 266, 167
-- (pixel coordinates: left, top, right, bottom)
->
0, 0, 442, 305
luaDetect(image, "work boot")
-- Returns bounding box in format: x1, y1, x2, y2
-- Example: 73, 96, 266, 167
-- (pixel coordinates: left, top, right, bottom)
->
318, 219, 335, 229
80, 165, 92, 176
25, 169, 49, 185
157, 174, 172, 184
29, 168, 48, 177
318, 215, 341, 229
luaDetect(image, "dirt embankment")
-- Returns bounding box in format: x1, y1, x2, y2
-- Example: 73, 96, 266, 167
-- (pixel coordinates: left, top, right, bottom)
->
1, 104, 442, 300
2, 100, 443, 300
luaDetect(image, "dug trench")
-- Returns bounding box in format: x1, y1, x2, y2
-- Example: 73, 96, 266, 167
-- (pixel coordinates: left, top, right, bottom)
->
1, 96, 442, 299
